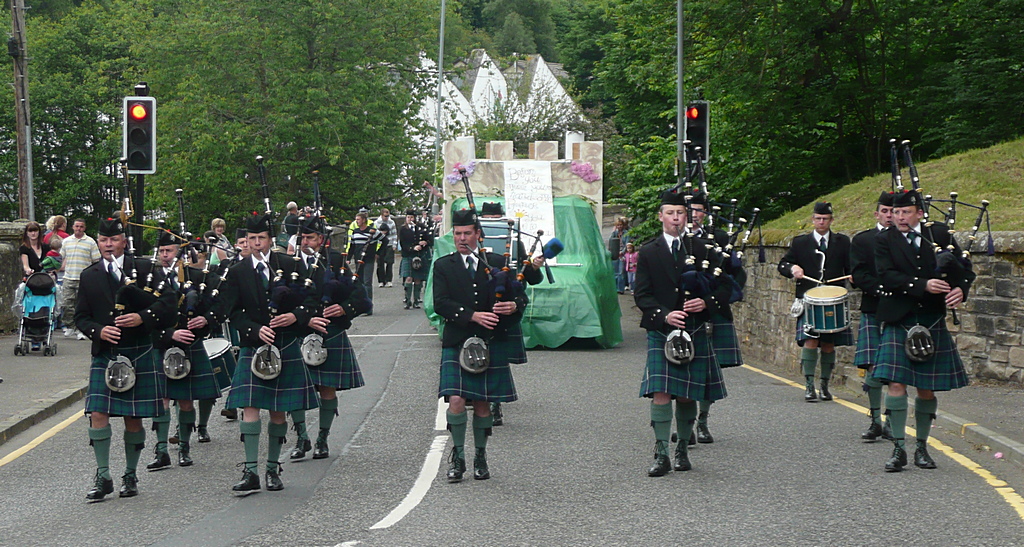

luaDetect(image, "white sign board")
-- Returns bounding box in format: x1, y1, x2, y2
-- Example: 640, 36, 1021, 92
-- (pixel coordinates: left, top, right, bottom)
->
503, 161, 556, 257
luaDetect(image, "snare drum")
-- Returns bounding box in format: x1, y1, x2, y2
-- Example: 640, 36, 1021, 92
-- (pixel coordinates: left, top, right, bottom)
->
802, 285, 850, 333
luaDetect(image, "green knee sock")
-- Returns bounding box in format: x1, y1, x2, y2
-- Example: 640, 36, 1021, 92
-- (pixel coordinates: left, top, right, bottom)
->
672, 400, 697, 456
197, 399, 214, 428
413, 282, 422, 302
651, 402, 673, 455
698, 400, 712, 424
404, 282, 412, 303
319, 397, 339, 433
473, 414, 493, 449
240, 420, 262, 473
152, 413, 170, 454
290, 410, 309, 441
885, 394, 908, 448
89, 426, 113, 480
864, 375, 883, 424
267, 422, 288, 472
123, 429, 146, 474
801, 348, 818, 381
178, 409, 196, 446
915, 397, 938, 443
819, 351, 836, 381
446, 409, 468, 458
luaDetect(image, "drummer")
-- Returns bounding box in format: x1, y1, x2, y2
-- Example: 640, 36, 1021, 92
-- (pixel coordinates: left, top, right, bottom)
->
778, 202, 852, 402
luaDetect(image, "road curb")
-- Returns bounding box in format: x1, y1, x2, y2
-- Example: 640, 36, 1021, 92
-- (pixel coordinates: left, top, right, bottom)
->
838, 365, 1024, 469
0, 383, 87, 448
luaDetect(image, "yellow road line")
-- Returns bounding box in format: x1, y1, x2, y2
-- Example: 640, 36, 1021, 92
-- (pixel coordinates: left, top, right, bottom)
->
742, 364, 1024, 520
0, 411, 83, 468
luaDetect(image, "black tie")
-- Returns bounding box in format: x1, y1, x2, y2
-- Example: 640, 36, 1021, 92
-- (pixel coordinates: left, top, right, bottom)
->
466, 256, 475, 272
818, 237, 827, 252
257, 262, 268, 292
671, 238, 680, 260
307, 256, 315, 268
908, 231, 918, 248
107, 262, 119, 291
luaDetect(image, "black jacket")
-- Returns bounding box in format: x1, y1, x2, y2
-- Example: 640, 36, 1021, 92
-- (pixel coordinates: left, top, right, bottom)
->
874, 223, 974, 323
304, 248, 370, 330
221, 251, 317, 348
75, 255, 176, 356
778, 230, 851, 298
155, 264, 227, 350
432, 250, 529, 347
850, 227, 885, 314
634, 233, 732, 333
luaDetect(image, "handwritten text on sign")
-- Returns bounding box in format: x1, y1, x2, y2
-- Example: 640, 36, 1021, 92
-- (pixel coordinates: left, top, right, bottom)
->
504, 161, 555, 254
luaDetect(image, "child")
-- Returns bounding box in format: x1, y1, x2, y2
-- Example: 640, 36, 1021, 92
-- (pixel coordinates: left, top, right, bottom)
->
41, 236, 64, 284
622, 242, 638, 293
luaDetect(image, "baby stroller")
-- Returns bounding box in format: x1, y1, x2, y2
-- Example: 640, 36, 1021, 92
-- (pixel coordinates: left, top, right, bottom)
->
12, 272, 61, 356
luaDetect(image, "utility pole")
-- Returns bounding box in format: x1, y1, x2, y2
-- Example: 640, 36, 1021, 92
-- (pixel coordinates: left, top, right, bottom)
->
9, 0, 35, 221
432, 0, 446, 215
675, 0, 685, 188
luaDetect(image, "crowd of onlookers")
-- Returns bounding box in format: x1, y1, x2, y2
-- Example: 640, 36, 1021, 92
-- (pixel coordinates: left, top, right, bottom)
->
608, 216, 637, 294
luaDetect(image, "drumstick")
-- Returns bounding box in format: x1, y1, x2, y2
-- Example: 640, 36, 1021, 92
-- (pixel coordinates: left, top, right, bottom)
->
826, 275, 852, 284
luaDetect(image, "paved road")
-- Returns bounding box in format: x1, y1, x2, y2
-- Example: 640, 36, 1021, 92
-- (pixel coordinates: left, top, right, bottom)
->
2, 286, 1024, 546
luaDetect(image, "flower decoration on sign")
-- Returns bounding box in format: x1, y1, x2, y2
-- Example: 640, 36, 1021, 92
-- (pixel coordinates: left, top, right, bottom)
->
570, 161, 600, 183
445, 160, 477, 185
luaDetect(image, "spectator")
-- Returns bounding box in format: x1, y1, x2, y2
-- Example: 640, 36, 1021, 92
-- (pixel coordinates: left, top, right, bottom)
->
609, 217, 627, 294
42, 236, 64, 283
20, 221, 50, 277
347, 212, 377, 312
60, 218, 101, 339
623, 242, 638, 293
374, 208, 397, 287
282, 202, 300, 237
43, 215, 69, 245
209, 218, 232, 265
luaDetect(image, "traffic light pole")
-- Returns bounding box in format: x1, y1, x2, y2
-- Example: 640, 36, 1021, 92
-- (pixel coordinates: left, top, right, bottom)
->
133, 82, 148, 251
676, 0, 685, 187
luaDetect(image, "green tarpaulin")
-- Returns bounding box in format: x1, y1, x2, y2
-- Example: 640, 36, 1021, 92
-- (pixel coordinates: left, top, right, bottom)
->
423, 196, 623, 349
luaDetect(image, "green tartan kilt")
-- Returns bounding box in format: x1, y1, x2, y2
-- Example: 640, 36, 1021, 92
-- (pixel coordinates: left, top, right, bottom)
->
796, 315, 854, 347
853, 312, 882, 370
164, 340, 221, 401
710, 314, 742, 368
641, 327, 727, 402
438, 338, 519, 403
871, 314, 968, 391
505, 324, 528, 364
85, 341, 167, 418
306, 325, 365, 390
226, 334, 320, 411
399, 255, 429, 281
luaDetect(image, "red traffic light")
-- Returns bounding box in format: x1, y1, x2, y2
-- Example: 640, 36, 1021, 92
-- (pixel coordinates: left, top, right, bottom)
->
130, 103, 148, 120
686, 107, 701, 120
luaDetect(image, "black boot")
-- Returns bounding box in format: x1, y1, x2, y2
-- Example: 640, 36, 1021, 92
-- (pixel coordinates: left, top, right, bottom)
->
885, 443, 908, 472
881, 420, 894, 441
118, 472, 139, 498
86, 470, 114, 501
221, 408, 238, 420
804, 382, 818, 402
178, 442, 193, 467
290, 436, 311, 460
648, 442, 671, 477
688, 429, 697, 446
490, 402, 504, 426
819, 380, 833, 401
312, 430, 330, 460
266, 464, 284, 491
197, 426, 211, 443
146, 449, 171, 471
232, 464, 260, 493
473, 447, 490, 480
861, 420, 884, 441
914, 441, 937, 469
446, 449, 466, 482
673, 441, 692, 471
696, 416, 714, 444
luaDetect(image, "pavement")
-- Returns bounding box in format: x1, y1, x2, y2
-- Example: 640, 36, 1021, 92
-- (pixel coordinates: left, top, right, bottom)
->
3, 295, 1024, 472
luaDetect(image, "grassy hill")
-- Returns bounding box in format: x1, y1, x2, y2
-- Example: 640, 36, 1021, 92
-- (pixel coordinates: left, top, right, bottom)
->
764, 138, 1024, 234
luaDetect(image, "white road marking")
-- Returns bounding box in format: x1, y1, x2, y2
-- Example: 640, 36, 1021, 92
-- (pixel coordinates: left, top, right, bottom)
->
434, 398, 447, 431
348, 333, 436, 338
369, 435, 448, 530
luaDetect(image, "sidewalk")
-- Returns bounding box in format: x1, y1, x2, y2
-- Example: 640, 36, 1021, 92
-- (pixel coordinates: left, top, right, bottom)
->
0, 332, 90, 446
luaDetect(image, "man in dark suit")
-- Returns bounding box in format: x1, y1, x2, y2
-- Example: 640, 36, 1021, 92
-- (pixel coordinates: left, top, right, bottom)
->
77, 217, 176, 500
432, 208, 530, 482
634, 189, 731, 477
850, 192, 895, 441
221, 213, 319, 494
871, 190, 974, 472
778, 202, 852, 402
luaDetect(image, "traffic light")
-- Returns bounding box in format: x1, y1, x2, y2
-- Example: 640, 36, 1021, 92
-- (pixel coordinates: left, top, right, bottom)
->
123, 96, 156, 174
684, 100, 709, 163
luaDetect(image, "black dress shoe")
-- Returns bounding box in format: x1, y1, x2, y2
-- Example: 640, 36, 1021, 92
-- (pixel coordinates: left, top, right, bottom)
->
914, 443, 937, 469
312, 438, 329, 460
819, 381, 833, 401
861, 421, 884, 441
648, 454, 671, 477
696, 422, 714, 444
232, 468, 260, 493
404, 302, 412, 310
221, 408, 238, 421
473, 448, 490, 480
881, 421, 894, 441
804, 385, 818, 402
178, 442, 193, 467
86, 472, 114, 501
490, 402, 503, 426
265, 468, 284, 491
119, 473, 139, 498
290, 437, 312, 460
146, 450, 171, 471
447, 449, 466, 482
197, 427, 211, 443
673, 445, 692, 472
885, 445, 908, 472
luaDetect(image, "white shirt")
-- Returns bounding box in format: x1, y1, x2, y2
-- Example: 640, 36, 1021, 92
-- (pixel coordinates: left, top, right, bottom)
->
104, 255, 125, 282
662, 232, 682, 250
813, 231, 829, 248
251, 254, 270, 280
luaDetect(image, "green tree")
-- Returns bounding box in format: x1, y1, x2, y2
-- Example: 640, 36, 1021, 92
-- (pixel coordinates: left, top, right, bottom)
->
495, 12, 536, 57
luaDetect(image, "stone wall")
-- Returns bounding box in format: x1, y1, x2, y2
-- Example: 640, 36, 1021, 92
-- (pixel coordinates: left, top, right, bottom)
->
735, 231, 1024, 386
0, 221, 30, 331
